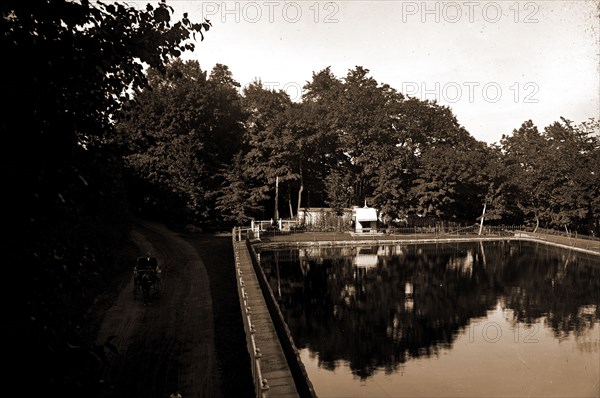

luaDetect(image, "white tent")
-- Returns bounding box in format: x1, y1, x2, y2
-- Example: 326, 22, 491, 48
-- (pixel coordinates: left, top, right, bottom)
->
354, 207, 377, 222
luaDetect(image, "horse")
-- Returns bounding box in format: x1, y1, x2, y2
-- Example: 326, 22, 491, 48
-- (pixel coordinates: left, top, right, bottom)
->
140, 270, 159, 305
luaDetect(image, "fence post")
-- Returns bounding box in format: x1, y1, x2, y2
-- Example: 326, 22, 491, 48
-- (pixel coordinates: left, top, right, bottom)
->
261, 378, 270, 398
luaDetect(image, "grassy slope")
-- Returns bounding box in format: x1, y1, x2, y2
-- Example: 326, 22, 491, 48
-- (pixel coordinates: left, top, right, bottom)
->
183, 232, 255, 398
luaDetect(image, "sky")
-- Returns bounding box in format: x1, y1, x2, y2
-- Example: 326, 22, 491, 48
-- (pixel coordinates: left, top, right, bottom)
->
136, 0, 599, 144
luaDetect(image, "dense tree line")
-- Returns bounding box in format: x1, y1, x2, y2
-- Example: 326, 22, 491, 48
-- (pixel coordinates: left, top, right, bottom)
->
116, 61, 599, 235
3, 1, 210, 396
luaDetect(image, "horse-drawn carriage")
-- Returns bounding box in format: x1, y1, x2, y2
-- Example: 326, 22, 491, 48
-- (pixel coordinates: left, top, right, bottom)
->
133, 255, 161, 304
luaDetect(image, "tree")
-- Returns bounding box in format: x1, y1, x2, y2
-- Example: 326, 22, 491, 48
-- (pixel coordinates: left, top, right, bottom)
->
396, 97, 473, 152
300, 68, 348, 209
215, 153, 270, 224
410, 140, 489, 222
380, 97, 477, 223
500, 118, 599, 233
240, 81, 296, 220
541, 118, 599, 233
334, 67, 405, 204
500, 120, 549, 230
299, 66, 484, 224
116, 60, 244, 224
2, 1, 210, 395
302, 66, 408, 210
324, 170, 353, 215
478, 144, 522, 225
3, 0, 211, 231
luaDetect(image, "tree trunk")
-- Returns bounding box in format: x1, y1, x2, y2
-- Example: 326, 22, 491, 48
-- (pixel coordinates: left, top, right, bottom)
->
296, 175, 304, 221
533, 215, 539, 233
478, 203, 486, 235
288, 184, 294, 219
274, 176, 279, 221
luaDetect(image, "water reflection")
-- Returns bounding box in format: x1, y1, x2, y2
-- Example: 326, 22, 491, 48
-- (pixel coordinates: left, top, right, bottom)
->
257, 241, 600, 395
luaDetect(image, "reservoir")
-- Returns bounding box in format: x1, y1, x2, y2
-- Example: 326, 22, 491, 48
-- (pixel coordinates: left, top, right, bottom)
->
256, 241, 600, 397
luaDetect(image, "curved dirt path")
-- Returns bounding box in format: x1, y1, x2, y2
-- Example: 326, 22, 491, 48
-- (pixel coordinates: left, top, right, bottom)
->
95, 220, 221, 398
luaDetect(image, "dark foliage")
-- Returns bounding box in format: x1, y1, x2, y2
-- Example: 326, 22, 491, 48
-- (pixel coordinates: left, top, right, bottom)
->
2, 1, 210, 396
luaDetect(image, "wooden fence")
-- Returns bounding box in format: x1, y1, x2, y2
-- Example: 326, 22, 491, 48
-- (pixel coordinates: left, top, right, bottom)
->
232, 228, 269, 398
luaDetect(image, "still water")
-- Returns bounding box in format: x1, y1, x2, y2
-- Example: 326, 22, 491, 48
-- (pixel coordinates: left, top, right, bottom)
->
256, 241, 600, 397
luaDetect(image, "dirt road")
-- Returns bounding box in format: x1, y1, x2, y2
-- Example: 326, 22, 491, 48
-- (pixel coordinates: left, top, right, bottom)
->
94, 220, 254, 398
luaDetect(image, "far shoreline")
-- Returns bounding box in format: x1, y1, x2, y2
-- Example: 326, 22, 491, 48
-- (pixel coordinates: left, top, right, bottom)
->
250, 231, 600, 257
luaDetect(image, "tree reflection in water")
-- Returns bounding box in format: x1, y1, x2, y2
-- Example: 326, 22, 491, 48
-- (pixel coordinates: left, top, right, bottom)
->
257, 241, 600, 380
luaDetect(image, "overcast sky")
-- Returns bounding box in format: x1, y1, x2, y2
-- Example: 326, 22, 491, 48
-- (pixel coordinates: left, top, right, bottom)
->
139, 0, 599, 144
